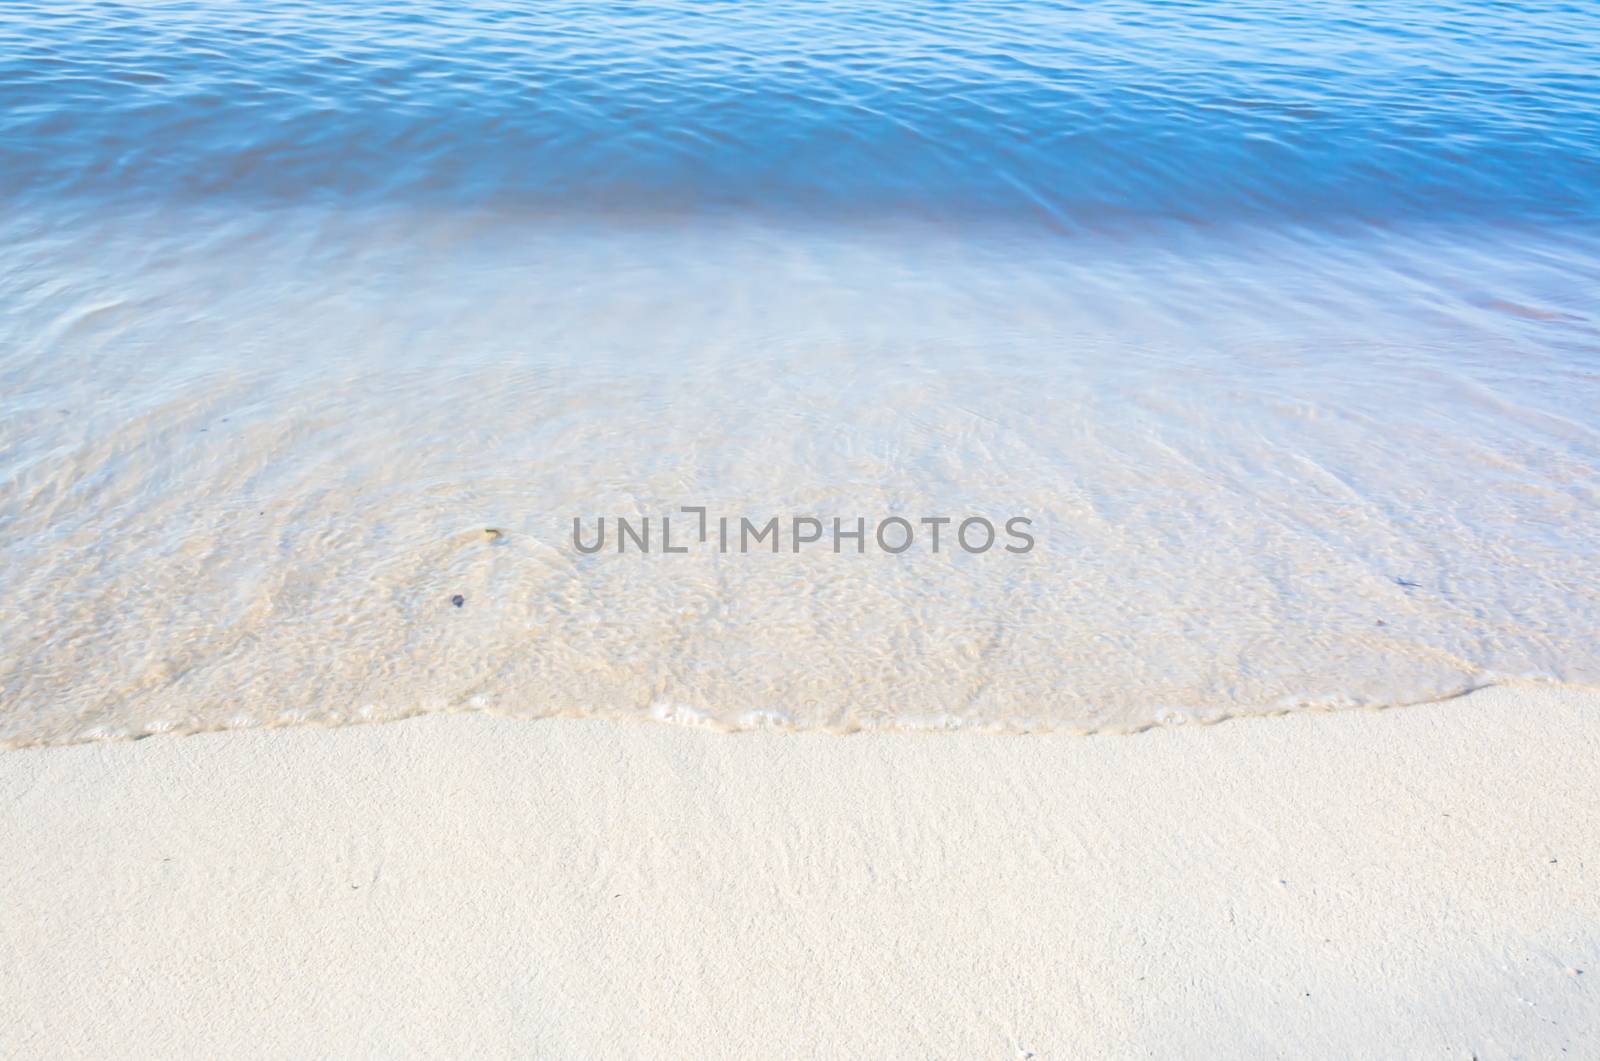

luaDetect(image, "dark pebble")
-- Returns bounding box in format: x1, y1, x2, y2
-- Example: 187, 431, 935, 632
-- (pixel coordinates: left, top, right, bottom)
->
451, 594, 465, 608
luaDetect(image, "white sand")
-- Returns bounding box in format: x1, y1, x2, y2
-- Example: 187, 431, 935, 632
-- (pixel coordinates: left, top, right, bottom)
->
3, 685, 1597, 1058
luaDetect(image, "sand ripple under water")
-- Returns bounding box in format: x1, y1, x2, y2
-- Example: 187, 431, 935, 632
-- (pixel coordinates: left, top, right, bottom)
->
2, 210, 1597, 745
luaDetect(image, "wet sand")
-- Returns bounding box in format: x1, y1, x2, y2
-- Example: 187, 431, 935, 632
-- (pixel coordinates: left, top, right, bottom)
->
3, 683, 1596, 1057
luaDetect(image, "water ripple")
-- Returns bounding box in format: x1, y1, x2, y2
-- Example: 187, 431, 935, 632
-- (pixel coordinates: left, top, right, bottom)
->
2, 0, 1598, 225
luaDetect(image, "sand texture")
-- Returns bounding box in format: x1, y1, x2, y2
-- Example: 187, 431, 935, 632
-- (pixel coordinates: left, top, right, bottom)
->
3, 684, 1597, 1058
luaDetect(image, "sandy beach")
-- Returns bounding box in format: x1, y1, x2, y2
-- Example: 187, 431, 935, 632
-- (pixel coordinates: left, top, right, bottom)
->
5, 0, 1600, 1056
3, 683, 1595, 1058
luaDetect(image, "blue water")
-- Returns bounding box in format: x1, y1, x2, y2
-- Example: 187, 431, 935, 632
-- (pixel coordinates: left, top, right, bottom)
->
2, 1, 1599, 745
3, 0, 1599, 227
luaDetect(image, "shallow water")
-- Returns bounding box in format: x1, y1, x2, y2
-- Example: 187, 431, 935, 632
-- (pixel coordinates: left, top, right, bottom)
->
2, 1, 1598, 745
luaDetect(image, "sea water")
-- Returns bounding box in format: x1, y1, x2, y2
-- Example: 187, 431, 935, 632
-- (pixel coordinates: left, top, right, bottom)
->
1, 0, 1598, 745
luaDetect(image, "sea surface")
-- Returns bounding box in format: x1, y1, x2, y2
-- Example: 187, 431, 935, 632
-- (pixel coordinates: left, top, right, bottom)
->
2, 0, 1598, 745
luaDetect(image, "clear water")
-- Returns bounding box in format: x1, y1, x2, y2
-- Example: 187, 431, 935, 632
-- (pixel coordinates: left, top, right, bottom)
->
2, 1, 1598, 745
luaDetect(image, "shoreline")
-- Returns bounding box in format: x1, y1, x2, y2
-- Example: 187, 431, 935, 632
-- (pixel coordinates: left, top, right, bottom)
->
4, 675, 1586, 751
4, 685, 1597, 1057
